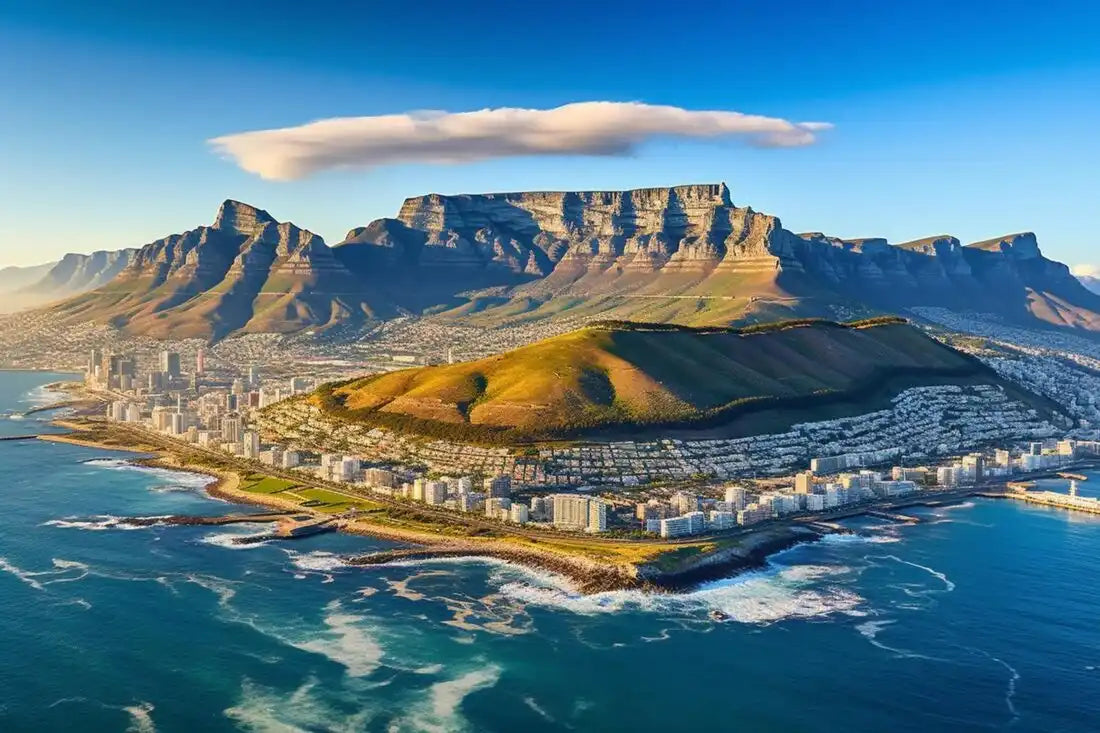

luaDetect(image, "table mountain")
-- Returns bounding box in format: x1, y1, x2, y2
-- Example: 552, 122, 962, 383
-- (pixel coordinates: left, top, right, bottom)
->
38, 184, 1100, 339
333, 183, 1100, 332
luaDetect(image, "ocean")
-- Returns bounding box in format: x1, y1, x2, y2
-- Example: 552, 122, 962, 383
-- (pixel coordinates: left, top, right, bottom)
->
0, 371, 1097, 732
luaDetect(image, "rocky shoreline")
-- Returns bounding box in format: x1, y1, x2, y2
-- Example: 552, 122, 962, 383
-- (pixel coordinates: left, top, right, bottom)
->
41, 418, 838, 596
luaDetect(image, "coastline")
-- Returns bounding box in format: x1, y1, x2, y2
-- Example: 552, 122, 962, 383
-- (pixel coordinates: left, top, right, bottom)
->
37, 419, 814, 594
36, 419, 651, 593
41, 414, 1069, 596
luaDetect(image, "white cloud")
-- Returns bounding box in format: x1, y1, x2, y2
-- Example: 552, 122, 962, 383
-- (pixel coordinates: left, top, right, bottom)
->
208, 101, 832, 181
1072, 264, 1100, 277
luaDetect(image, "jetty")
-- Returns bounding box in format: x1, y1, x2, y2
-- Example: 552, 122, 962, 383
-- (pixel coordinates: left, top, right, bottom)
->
1007, 489, 1100, 515
120, 511, 296, 527
865, 510, 921, 524
0, 434, 42, 441
804, 520, 852, 535
232, 514, 342, 545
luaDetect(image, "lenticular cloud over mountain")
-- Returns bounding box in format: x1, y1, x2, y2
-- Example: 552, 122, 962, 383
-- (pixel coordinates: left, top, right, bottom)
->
208, 101, 833, 180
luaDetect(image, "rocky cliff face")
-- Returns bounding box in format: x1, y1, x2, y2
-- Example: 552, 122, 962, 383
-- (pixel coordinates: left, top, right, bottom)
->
338, 183, 801, 278
48, 200, 383, 340
336, 183, 1100, 331
40, 184, 1100, 337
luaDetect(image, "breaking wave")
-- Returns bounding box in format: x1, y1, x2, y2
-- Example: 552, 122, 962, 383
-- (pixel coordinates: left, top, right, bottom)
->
83, 458, 215, 492
496, 561, 865, 625
44, 515, 165, 532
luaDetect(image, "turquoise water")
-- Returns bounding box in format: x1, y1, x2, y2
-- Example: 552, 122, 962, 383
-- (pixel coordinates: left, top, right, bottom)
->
1, 372, 1098, 732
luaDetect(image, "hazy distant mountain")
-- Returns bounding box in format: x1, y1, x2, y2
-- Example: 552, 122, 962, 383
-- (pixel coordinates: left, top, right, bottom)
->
0, 261, 57, 312
42, 184, 1100, 340
0, 250, 140, 313
48, 200, 388, 340
1074, 269, 1100, 295
20, 248, 136, 300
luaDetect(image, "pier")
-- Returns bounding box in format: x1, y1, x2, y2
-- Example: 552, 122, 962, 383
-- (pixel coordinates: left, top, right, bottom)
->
232, 514, 342, 545
120, 511, 296, 527
804, 520, 852, 535
1007, 490, 1100, 515
865, 510, 921, 524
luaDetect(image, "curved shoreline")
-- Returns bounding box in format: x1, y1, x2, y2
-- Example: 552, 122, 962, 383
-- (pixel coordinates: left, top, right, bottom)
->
35, 420, 848, 595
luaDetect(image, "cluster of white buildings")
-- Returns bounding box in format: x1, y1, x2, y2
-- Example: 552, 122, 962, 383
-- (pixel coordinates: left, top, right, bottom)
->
636, 469, 923, 538
261, 381, 1057, 489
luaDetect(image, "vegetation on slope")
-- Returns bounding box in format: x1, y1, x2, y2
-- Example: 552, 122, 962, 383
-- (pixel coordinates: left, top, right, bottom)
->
310, 317, 1003, 443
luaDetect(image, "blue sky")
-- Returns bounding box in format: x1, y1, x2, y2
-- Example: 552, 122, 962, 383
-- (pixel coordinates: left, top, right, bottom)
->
1, 0, 1098, 268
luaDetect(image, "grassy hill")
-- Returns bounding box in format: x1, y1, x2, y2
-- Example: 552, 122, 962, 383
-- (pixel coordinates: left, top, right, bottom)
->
312, 317, 1029, 444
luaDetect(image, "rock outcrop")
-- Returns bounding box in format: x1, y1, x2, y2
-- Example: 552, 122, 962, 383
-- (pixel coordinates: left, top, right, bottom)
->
47, 200, 385, 340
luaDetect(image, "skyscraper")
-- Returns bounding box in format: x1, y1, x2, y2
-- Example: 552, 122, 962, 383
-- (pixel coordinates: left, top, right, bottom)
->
159, 351, 181, 380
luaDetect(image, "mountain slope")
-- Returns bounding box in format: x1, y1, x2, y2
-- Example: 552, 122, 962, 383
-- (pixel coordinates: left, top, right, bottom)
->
35, 184, 1100, 339
1074, 272, 1100, 295
313, 317, 1018, 442
0, 261, 57, 312
333, 183, 1100, 333
47, 200, 390, 340
18, 249, 137, 303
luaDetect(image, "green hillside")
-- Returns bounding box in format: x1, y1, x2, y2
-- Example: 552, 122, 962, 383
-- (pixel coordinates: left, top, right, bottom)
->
313, 317, 1015, 443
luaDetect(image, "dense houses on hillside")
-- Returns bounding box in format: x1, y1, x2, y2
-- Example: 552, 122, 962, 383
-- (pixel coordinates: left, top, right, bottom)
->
258, 383, 1058, 487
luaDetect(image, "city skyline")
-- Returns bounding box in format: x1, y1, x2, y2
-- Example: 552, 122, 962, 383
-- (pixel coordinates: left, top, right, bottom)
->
1, 1, 1099, 268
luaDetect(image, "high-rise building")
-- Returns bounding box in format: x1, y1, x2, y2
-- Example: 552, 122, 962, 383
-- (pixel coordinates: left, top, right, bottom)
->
365, 468, 396, 488
530, 496, 552, 521
794, 471, 815, 494
148, 372, 167, 392
670, 491, 698, 516
551, 494, 606, 532
242, 431, 260, 459
723, 486, 748, 510
485, 474, 512, 498
961, 453, 984, 484
587, 500, 607, 532
195, 348, 205, 375
660, 515, 695, 538
159, 351, 181, 380
88, 349, 102, 377
425, 480, 448, 505
337, 456, 360, 482
552, 495, 592, 531
248, 365, 259, 388
708, 510, 736, 530
485, 497, 512, 519
221, 416, 242, 443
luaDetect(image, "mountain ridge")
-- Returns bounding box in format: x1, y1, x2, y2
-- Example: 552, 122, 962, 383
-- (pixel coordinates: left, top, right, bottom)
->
47, 200, 384, 340
33, 183, 1100, 339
